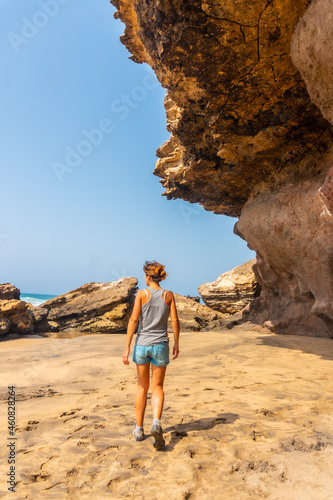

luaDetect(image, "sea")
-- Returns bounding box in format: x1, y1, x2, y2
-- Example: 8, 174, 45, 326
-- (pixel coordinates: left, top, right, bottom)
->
21, 293, 57, 307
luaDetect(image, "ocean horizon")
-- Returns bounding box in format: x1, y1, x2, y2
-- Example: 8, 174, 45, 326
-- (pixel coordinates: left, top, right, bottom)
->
21, 293, 58, 307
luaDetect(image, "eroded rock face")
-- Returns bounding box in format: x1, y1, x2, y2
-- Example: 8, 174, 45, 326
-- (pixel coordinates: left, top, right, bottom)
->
34, 278, 138, 333
198, 260, 261, 314
236, 169, 333, 337
172, 293, 226, 331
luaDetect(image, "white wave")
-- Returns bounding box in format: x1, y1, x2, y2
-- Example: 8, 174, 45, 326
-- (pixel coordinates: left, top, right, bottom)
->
21, 296, 48, 307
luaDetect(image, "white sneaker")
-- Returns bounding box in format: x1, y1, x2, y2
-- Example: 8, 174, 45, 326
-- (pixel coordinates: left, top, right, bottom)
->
132, 426, 144, 441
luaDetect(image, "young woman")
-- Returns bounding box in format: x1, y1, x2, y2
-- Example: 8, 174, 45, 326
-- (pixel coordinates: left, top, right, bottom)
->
122, 260, 180, 450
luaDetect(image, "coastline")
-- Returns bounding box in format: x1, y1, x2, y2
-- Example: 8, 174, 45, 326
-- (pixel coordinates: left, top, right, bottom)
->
0, 329, 333, 499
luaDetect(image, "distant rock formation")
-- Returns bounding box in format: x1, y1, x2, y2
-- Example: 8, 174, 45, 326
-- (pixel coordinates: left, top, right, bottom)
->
198, 260, 261, 315
0, 283, 20, 301
35, 285, 227, 334
0, 284, 34, 336
34, 278, 138, 334
111, 0, 333, 337
172, 293, 226, 331
1, 279, 230, 337
185, 295, 201, 303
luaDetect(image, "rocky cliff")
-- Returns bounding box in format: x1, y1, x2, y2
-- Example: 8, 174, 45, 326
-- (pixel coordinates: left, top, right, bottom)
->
111, 0, 333, 337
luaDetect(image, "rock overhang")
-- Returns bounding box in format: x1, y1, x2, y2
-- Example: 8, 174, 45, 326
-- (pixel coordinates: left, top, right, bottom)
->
111, 0, 333, 217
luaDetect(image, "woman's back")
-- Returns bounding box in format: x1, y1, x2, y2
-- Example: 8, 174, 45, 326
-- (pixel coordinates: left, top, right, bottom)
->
135, 286, 170, 346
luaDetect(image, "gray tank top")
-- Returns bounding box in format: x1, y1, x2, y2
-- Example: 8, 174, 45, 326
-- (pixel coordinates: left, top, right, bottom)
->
135, 286, 170, 346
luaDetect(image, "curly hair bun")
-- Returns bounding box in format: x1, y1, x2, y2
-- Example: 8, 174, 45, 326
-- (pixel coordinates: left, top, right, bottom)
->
143, 260, 168, 282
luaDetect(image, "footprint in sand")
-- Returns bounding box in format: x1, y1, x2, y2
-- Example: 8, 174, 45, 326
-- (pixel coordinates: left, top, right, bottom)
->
94, 403, 120, 410
212, 417, 227, 424
17, 448, 33, 455
114, 453, 150, 475
184, 448, 196, 458
26, 473, 51, 483
60, 409, 82, 417
256, 408, 277, 418
24, 420, 40, 431
81, 388, 98, 394
76, 440, 89, 447
129, 458, 148, 472
94, 423, 105, 429
66, 468, 79, 477
60, 408, 83, 423
71, 425, 89, 435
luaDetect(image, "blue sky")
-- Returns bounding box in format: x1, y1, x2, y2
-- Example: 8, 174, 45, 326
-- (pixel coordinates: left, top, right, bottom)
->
0, 0, 254, 297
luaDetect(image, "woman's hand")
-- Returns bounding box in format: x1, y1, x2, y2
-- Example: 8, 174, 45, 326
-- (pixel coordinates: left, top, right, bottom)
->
122, 347, 130, 365
172, 343, 179, 360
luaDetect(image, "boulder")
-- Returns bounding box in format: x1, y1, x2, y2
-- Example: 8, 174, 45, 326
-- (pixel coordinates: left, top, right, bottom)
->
198, 260, 261, 315
0, 283, 20, 301
33, 278, 138, 333
170, 294, 226, 331
0, 298, 34, 336
0, 283, 35, 336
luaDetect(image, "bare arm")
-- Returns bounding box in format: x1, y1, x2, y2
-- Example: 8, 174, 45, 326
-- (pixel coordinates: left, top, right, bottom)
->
169, 292, 180, 360
122, 291, 142, 365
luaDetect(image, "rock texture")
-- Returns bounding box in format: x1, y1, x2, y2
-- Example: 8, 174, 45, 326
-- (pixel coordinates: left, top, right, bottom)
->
171, 293, 226, 331
0, 284, 34, 336
235, 174, 333, 337
34, 278, 138, 334
291, 0, 333, 128
111, 0, 333, 337
198, 260, 261, 314
0, 283, 20, 301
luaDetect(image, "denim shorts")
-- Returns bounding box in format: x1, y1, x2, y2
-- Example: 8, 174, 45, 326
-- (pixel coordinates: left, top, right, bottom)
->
132, 342, 169, 367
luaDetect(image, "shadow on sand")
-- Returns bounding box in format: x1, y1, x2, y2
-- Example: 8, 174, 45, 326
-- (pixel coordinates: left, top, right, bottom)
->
256, 333, 333, 361
145, 412, 239, 452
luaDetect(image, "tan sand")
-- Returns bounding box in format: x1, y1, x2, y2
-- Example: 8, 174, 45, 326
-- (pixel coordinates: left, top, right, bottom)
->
0, 329, 333, 499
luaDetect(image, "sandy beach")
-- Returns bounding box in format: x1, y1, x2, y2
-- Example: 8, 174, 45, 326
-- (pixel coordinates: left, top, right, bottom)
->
1, 329, 333, 499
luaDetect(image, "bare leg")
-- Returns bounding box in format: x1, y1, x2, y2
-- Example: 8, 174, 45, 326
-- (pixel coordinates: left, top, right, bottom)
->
151, 365, 167, 420
135, 363, 150, 427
